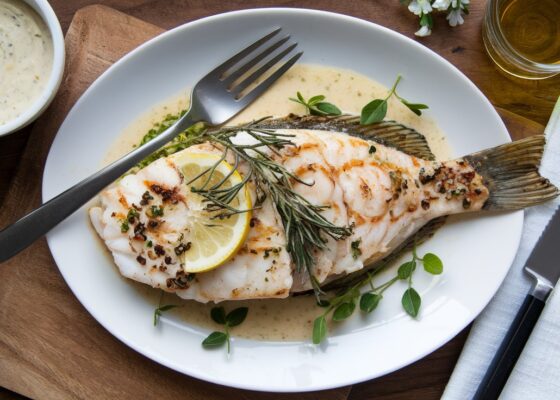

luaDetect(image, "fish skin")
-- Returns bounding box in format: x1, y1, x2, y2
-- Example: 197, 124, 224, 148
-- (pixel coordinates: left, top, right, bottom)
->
90, 127, 489, 301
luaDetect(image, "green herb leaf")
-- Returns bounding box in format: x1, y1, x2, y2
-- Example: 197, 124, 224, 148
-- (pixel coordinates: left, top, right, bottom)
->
210, 306, 226, 325
398, 261, 416, 280
158, 304, 179, 312
153, 304, 179, 326
402, 288, 421, 317
360, 99, 388, 125
120, 220, 129, 233
314, 102, 342, 116
308, 95, 326, 105
202, 331, 228, 348
360, 293, 382, 313
290, 93, 342, 116
422, 253, 443, 275
312, 315, 327, 344
332, 302, 356, 321
400, 99, 429, 116
351, 239, 362, 260
226, 307, 248, 327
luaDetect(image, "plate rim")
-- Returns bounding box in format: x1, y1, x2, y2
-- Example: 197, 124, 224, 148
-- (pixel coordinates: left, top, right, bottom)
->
42, 7, 522, 392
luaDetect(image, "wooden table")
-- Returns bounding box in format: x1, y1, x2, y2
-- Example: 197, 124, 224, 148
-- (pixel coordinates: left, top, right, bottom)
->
0, 1, 558, 399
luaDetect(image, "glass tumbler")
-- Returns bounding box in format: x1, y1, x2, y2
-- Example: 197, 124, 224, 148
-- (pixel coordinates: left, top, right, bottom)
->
482, 0, 560, 80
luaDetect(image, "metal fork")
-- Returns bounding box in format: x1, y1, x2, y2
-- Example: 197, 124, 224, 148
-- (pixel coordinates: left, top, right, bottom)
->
0, 29, 302, 262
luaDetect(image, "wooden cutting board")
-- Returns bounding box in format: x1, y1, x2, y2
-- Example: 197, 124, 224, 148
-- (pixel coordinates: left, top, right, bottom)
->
0, 5, 545, 400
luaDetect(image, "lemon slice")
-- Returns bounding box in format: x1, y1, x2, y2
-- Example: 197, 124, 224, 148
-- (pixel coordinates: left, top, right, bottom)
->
171, 151, 251, 273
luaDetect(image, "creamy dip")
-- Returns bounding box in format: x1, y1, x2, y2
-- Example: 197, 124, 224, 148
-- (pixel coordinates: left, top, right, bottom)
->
102, 64, 452, 341
0, 0, 53, 125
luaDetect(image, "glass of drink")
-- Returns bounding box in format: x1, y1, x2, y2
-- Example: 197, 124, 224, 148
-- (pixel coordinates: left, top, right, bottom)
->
483, 0, 560, 80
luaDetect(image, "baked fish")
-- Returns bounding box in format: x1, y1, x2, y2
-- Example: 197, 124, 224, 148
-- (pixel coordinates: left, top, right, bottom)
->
89, 115, 558, 302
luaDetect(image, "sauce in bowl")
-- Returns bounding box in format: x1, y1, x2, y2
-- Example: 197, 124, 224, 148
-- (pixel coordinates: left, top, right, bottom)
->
0, 0, 54, 126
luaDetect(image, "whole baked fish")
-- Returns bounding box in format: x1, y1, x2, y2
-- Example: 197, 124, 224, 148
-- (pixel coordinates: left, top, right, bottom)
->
90, 115, 558, 302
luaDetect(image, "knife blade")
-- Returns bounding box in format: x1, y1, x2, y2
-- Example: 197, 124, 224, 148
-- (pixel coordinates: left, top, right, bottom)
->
474, 205, 560, 400
525, 206, 560, 300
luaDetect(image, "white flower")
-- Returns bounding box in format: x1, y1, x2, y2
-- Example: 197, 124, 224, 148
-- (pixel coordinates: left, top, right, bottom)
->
451, 0, 469, 8
408, 0, 432, 16
415, 25, 432, 37
432, 0, 451, 10
447, 8, 465, 26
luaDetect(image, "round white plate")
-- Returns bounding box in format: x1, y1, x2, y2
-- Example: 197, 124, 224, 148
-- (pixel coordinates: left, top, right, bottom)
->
43, 8, 521, 392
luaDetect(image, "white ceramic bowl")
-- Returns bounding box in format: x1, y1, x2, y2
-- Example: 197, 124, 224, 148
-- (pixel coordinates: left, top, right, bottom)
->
0, 0, 65, 136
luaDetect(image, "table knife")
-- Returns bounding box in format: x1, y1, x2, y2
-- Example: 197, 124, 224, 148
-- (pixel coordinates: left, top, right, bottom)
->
474, 205, 560, 399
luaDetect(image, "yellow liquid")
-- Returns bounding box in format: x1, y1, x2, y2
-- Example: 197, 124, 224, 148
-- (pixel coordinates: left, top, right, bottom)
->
500, 0, 560, 65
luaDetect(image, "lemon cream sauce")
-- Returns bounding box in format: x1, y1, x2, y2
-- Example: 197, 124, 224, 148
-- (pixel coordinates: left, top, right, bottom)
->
0, 0, 53, 125
103, 64, 452, 341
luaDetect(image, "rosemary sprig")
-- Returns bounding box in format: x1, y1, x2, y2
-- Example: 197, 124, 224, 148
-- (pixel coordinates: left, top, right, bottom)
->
135, 118, 352, 297
191, 121, 352, 297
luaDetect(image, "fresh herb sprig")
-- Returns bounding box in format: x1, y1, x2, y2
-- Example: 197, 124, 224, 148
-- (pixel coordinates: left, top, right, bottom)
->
174, 120, 352, 298
153, 292, 180, 326
312, 245, 443, 344
360, 75, 429, 125
290, 92, 342, 116
202, 306, 248, 353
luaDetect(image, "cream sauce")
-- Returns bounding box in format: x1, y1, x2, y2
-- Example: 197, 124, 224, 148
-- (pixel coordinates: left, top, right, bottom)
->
102, 64, 452, 341
0, 0, 53, 125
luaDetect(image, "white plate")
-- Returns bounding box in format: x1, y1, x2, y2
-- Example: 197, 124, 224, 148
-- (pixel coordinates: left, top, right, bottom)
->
43, 9, 521, 392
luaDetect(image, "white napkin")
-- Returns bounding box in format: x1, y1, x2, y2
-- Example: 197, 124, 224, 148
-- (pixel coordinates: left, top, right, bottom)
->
443, 97, 560, 400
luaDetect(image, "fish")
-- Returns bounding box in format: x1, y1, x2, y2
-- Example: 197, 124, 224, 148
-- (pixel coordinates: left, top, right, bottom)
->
89, 115, 559, 302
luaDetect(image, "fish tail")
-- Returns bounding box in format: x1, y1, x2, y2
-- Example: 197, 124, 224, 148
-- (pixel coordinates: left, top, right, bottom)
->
464, 135, 558, 210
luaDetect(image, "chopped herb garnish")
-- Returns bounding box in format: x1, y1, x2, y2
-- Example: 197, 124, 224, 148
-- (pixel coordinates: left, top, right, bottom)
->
127, 208, 139, 222
351, 239, 362, 260
150, 205, 164, 217
120, 220, 129, 233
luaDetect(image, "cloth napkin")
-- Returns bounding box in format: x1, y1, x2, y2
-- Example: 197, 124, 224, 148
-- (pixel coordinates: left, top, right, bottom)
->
443, 97, 560, 400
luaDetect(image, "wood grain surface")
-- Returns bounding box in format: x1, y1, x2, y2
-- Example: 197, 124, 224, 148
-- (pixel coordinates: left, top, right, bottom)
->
0, 1, 555, 399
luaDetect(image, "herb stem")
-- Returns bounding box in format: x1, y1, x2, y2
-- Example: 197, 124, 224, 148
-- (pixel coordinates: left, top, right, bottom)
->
387, 74, 402, 99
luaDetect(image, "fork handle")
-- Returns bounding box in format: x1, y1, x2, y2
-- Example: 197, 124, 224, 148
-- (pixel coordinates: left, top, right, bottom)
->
0, 112, 197, 263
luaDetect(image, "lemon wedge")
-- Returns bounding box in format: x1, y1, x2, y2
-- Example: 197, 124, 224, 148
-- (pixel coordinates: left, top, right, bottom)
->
171, 151, 251, 273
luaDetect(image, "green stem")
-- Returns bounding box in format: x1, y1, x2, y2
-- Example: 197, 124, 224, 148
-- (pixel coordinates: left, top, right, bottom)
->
385, 74, 403, 100
225, 324, 231, 354
375, 276, 399, 294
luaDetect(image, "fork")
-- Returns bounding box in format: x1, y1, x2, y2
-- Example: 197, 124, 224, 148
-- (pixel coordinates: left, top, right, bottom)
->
0, 29, 302, 262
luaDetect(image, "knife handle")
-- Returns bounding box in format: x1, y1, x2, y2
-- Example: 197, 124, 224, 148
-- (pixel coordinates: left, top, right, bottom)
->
473, 294, 545, 400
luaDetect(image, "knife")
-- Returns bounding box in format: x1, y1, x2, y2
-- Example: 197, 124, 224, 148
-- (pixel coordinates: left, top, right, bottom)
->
473, 206, 560, 399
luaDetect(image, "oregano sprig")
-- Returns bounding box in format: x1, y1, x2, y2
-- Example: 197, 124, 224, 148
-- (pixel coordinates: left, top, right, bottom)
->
202, 306, 248, 353
311, 245, 443, 344
360, 75, 429, 125
290, 92, 342, 116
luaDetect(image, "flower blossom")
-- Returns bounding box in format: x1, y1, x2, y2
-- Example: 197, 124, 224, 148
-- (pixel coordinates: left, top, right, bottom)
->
415, 25, 432, 37
408, 0, 432, 16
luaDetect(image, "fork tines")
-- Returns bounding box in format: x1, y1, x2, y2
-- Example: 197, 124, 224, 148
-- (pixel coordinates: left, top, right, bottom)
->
209, 28, 302, 104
